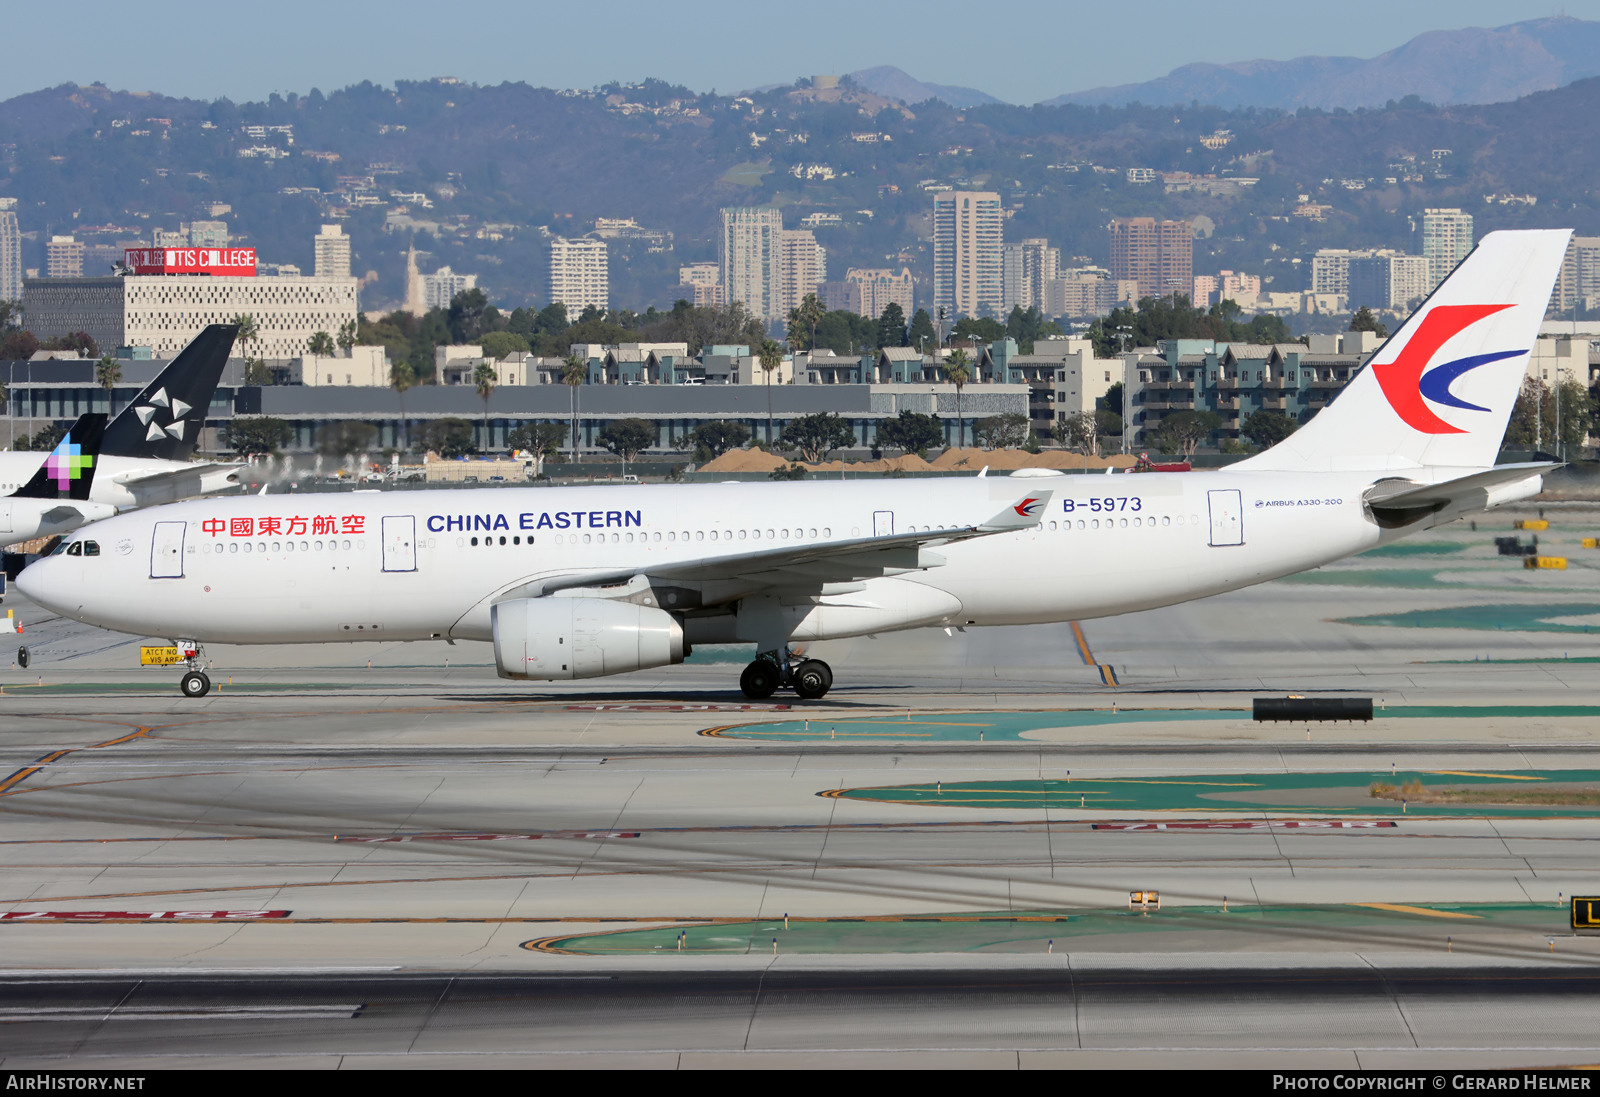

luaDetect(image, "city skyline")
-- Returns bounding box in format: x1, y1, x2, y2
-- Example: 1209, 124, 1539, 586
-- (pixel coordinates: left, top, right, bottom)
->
2, 2, 1592, 107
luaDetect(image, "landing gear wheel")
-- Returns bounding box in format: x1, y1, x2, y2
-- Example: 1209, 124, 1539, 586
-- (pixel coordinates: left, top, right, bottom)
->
16, 646, 28, 670
739, 660, 780, 700
792, 659, 833, 700
180, 671, 211, 698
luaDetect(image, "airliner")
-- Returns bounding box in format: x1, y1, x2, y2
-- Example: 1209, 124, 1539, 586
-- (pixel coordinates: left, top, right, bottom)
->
16, 230, 1571, 699
0, 325, 242, 523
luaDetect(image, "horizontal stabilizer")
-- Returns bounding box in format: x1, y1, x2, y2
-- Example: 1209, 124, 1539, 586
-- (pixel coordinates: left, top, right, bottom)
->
1365, 463, 1554, 526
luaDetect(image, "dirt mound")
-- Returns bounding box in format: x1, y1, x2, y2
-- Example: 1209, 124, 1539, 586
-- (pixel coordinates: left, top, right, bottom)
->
699, 448, 790, 473
929, 447, 1134, 471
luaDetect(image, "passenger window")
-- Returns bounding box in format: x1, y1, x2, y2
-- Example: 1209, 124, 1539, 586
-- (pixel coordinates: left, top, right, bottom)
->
67, 542, 82, 556
84, 541, 100, 556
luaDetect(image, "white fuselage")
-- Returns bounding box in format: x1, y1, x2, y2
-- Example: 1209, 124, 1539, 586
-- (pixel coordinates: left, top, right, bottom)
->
18, 471, 1412, 647
0, 453, 238, 511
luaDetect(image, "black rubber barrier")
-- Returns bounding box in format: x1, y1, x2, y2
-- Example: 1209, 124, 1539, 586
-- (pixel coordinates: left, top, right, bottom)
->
1252, 697, 1374, 722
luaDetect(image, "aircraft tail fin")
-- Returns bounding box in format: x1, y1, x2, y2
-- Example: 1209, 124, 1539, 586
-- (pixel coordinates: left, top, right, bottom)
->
1238, 229, 1571, 473
101, 324, 238, 461
12, 414, 109, 501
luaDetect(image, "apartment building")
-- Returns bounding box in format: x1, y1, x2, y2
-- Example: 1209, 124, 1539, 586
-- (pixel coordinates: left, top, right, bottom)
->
719, 207, 784, 321
932, 191, 1003, 319
549, 236, 609, 315
314, 224, 352, 279
778, 228, 825, 317
1002, 238, 1060, 313
1420, 207, 1473, 291
1108, 217, 1192, 300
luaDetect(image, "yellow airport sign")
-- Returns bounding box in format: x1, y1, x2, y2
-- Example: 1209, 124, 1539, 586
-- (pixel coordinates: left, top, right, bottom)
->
1573, 896, 1600, 932
1515, 519, 1549, 531
1524, 556, 1567, 570
140, 645, 181, 666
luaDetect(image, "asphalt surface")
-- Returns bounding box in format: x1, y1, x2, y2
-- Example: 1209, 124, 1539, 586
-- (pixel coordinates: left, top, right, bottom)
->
1, 506, 1598, 1065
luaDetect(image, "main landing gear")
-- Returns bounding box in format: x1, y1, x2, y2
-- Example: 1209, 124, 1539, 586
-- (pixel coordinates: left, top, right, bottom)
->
175, 641, 210, 698
740, 648, 833, 701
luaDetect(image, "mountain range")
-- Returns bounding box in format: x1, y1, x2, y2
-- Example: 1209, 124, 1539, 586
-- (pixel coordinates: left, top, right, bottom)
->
851, 17, 1600, 111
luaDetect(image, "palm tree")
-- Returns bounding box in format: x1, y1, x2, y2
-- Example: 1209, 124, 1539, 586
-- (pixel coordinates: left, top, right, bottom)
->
757, 338, 784, 446
307, 331, 335, 357
561, 353, 587, 462
231, 313, 262, 383
942, 348, 973, 449
797, 293, 825, 353
336, 319, 358, 356
473, 362, 498, 453
95, 355, 121, 415
390, 360, 416, 454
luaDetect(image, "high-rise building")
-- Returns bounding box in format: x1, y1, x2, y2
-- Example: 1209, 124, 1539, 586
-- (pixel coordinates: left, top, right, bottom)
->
46, 235, 85, 278
0, 202, 21, 303
933, 191, 1003, 320
422, 266, 476, 310
1002, 238, 1060, 313
313, 224, 351, 279
677, 263, 723, 308
1310, 249, 1363, 296
778, 229, 826, 317
1108, 218, 1192, 301
1551, 236, 1600, 313
1420, 207, 1474, 291
1348, 253, 1430, 312
188, 220, 230, 249
719, 207, 784, 321
846, 267, 915, 320
549, 237, 609, 315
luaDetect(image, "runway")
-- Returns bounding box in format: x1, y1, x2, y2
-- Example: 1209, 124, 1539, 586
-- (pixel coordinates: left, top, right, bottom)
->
1, 508, 1599, 1065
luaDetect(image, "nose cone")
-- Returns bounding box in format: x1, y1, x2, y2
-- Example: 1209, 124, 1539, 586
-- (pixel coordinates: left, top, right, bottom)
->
15, 556, 62, 611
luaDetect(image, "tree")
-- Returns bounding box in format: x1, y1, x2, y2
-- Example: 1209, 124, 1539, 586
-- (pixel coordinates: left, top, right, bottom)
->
222, 415, 293, 455
416, 417, 475, 458
25, 422, 68, 453
1349, 306, 1390, 340
315, 421, 379, 456
597, 418, 657, 475
562, 354, 587, 460
1507, 376, 1594, 454
336, 319, 358, 355
876, 302, 908, 349
757, 338, 784, 445
688, 420, 751, 462
1150, 410, 1222, 456
506, 421, 568, 459
95, 355, 121, 414
390, 360, 416, 452
974, 412, 1030, 451
244, 359, 275, 385
769, 463, 808, 481
0, 330, 39, 359
479, 331, 530, 360
231, 313, 259, 366
1242, 410, 1298, 448
779, 411, 854, 464
952, 316, 1004, 345
907, 308, 936, 352
307, 331, 336, 357
786, 293, 825, 352
942, 348, 974, 448
875, 410, 944, 456
1005, 305, 1061, 353
448, 288, 491, 342
42, 332, 99, 358
473, 362, 498, 452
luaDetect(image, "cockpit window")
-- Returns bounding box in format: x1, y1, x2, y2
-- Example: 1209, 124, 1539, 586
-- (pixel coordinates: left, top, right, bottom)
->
66, 542, 82, 556
50, 540, 70, 555
84, 541, 100, 557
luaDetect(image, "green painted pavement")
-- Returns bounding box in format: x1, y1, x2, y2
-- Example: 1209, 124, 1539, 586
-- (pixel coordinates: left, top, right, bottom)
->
532, 902, 1565, 955
706, 705, 1600, 743
1357, 542, 1469, 558
0, 682, 344, 695
1341, 602, 1600, 633
822, 768, 1600, 816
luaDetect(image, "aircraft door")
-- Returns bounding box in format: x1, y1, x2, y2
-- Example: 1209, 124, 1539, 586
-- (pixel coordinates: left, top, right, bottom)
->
873, 510, 894, 538
0, 502, 11, 534
150, 521, 186, 578
1207, 489, 1244, 547
382, 515, 417, 573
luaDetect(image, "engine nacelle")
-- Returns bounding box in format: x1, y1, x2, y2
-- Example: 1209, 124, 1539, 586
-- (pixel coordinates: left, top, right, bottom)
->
491, 597, 685, 681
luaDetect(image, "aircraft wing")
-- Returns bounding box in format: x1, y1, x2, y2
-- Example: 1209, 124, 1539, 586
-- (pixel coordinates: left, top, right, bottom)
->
111, 462, 244, 501
1364, 463, 1555, 525
532, 492, 1052, 599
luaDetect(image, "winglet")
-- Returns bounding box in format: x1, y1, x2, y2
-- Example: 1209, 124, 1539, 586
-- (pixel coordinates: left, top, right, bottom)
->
979, 491, 1052, 531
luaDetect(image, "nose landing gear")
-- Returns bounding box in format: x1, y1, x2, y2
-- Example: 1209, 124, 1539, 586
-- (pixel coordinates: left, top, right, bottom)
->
174, 640, 210, 698
739, 648, 833, 700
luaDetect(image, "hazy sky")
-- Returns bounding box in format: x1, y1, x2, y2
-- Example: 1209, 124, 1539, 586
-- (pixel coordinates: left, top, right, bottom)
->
6, 1, 1592, 105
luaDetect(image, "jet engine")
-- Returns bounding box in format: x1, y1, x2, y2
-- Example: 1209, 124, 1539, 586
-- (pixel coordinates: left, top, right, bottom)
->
491, 597, 685, 680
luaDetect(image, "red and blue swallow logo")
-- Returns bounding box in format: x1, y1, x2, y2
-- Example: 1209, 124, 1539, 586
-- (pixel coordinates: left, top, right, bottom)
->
1013, 497, 1044, 517
1372, 303, 1525, 435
